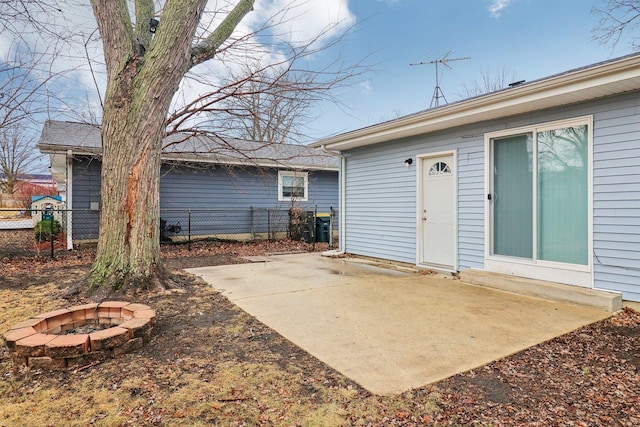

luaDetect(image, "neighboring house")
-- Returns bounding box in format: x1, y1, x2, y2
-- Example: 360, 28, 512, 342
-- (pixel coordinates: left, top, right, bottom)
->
312, 53, 640, 302
37, 120, 339, 247
0, 173, 55, 188
0, 173, 57, 208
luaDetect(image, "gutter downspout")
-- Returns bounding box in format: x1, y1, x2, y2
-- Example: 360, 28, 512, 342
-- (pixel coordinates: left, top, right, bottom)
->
320, 144, 346, 256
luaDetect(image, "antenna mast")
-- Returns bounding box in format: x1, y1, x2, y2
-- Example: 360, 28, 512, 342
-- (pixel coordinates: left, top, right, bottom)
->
411, 51, 470, 108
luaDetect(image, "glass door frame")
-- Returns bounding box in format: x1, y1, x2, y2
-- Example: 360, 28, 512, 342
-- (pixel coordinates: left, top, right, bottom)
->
483, 116, 594, 288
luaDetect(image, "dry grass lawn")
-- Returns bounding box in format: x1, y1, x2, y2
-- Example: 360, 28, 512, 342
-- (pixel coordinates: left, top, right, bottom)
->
1, 239, 639, 426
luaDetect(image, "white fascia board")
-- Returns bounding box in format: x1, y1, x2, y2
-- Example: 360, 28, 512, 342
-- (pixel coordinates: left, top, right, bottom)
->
313, 55, 640, 151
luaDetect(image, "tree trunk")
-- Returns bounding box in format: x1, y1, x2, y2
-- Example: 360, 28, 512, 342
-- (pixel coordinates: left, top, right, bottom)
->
88, 1, 199, 290
89, 59, 171, 290
88, 0, 254, 291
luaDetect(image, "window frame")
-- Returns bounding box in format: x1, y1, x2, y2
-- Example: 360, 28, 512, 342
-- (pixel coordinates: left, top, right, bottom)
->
483, 116, 594, 287
278, 170, 309, 202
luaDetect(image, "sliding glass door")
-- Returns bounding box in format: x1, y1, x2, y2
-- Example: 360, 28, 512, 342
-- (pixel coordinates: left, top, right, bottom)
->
491, 121, 589, 266
493, 134, 533, 258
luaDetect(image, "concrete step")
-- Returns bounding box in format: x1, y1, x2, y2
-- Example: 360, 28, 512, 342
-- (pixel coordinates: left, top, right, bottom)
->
459, 270, 622, 312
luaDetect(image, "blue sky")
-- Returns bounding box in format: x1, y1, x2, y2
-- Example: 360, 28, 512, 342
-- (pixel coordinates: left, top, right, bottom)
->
308, 0, 636, 139
2, 0, 636, 166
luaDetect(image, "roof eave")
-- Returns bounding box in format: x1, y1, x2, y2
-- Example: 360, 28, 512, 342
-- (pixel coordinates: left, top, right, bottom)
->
312, 54, 640, 151
37, 144, 339, 171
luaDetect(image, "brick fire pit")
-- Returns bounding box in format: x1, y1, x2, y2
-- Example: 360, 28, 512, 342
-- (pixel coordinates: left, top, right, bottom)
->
2, 301, 155, 370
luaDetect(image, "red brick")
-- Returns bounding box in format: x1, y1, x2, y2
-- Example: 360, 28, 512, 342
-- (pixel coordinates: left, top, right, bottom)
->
72, 319, 90, 329
112, 337, 143, 357
9, 318, 43, 330
34, 308, 70, 319
99, 301, 129, 317
132, 309, 156, 321
70, 308, 88, 321
44, 326, 62, 335
121, 308, 134, 319
43, 312, 74, 331
68, 303, 99, 313
119, 318, 153, 339
45, 334, 89, 358
85, 308, 99, 320
66, 351, 112, 368
3, 327, 38, 350
14, 334, 57, 357
99, 301, 129, 308
89, 327, 129, 351
28, 356, 67, 371
123, 303, 151, 312
97, 306, 111, 318
98, 318, 112, 325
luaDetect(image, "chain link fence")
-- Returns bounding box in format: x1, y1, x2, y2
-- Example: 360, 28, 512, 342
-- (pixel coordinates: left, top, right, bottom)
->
0, 206, 338, 258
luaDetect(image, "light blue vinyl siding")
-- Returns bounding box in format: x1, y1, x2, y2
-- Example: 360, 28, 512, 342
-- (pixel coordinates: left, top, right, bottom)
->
71, 159, 338, 240
345, 128, 485, 267
343, 90, 640, 301
71, 158, 101, 239
159, 165, 337, 212
591, 91, 640, 301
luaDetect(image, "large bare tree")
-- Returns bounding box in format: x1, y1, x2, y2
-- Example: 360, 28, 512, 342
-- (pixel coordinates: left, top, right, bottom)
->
212, 63, 318, 143
0, 35, 58, 195
0, 127, 42, 194
88, 0, 256, 290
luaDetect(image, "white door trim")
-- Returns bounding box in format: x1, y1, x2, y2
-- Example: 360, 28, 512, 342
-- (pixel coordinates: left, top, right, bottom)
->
416, 150, 458, 271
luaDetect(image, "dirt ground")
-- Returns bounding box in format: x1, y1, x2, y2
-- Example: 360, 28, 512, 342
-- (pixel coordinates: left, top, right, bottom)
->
1, 240, 639, 426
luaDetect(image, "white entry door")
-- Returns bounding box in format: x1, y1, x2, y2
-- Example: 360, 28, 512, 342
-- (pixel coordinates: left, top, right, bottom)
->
420, 154, 455, 269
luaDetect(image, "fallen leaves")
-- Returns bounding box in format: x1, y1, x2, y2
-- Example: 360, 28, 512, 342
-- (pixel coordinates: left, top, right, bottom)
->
1, 240, 639, 425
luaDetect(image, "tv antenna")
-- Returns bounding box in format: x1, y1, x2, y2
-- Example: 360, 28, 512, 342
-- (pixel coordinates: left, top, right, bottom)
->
411, 51, 470, 108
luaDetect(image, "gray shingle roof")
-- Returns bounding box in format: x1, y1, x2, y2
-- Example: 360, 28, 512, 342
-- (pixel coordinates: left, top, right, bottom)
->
37, 120, 339, 170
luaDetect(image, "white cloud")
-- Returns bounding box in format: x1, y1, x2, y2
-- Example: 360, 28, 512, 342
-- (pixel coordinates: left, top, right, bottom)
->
488, 0, 514, 18
359, 80, 371, 93
174, 0, 357, 128
244, 0, 355, 49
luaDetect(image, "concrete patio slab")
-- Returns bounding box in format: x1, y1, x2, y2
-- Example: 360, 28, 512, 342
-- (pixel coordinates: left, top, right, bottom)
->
187, 253, 611, 396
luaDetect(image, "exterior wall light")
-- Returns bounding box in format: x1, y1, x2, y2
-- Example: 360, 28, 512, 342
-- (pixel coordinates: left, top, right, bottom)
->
149, 18, 159, 33
404, 158, 413, 168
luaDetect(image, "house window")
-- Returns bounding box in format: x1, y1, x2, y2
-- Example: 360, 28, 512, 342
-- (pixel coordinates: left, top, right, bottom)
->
429, 162, 452, 175
278, 171, 308, 202
490, 118, 589, 266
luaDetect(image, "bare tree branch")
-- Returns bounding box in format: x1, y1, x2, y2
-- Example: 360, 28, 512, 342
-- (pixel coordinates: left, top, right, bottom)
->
457, 65, 518, 99
0, 124, 44, 194
592, 0, 640, 50
191, 0, 255, 66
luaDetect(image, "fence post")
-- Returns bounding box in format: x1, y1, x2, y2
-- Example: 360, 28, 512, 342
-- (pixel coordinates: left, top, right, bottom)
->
312, 205, 317, 251
250, 206, 254, 239
267, 209, 272, 241
50, 210, 54, 258
329, 206, 334, 250
188, 209, 192, 251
